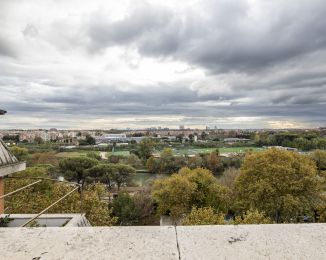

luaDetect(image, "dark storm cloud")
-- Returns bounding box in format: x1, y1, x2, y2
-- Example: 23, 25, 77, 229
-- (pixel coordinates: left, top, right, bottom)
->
87, 0, 326, 73
1, 0, 326, 128
0, 36, 15, 58
87, 3, 178, 54
2, 78, 323, 123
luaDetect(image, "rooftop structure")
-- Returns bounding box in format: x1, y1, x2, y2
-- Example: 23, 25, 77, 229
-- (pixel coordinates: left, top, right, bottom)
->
0, 110, 26, 213
0, 214, 90, 227
0, 224, 325, 259
0, 140, 19, 168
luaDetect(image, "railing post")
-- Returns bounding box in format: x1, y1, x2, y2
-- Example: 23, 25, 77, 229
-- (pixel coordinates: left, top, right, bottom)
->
0, 177, 4, 214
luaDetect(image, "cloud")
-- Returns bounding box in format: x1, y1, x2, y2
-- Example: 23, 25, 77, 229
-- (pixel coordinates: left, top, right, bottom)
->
22, 24, 39, 38
86, 0, 326, 73
0, 0, 325, 129
0, 36, 16, 57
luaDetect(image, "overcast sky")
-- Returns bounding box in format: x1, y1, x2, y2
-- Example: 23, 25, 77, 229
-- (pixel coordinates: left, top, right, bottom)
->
0, 0, 325, 129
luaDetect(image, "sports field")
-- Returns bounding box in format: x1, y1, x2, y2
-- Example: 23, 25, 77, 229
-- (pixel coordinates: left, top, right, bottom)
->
56, 150, 130, 158
107, 151, 130, 156
55, 151, 91, 158
172, 147, 264, 155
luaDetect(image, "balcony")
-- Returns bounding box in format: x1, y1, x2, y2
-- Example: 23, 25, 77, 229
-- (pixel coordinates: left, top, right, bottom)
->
0, 224, 325, 259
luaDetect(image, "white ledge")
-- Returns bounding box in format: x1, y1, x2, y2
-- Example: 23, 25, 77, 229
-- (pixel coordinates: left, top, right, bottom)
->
0, 162, 26, 177
0, 224, 326, 259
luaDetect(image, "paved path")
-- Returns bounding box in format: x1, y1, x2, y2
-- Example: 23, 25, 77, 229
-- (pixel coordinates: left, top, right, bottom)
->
99, 152, 108, 160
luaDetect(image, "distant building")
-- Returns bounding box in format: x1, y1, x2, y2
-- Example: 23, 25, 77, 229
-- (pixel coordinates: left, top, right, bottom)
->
223, 138, 251, 144
98, 134, 127, 141
179, 125, 185, 130
96, 134, 144, 143
266, 146, 298, 152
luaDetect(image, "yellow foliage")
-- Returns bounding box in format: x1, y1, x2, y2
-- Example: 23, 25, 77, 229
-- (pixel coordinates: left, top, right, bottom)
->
182, 207, 225, 225
235, 148, 323, 222
152, 167, 230, 219
233, 209, 272, 224
5, 167, 117, 226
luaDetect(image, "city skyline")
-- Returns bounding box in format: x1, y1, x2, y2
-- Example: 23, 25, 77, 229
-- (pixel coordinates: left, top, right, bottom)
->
1, 0, 326, 129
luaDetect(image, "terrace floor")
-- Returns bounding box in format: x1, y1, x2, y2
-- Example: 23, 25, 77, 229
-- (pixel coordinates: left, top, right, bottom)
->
1, 224, 326, 259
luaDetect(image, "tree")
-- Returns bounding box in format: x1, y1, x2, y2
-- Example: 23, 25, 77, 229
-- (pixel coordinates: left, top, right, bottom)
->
204, 152, 223, 175
86, 164, 116, 189
2, 134, 19, 143
111, 163, 136, 190
186, 155, 203, 169
10, 146, 29, 161
158, 148, 177, 174
122, 154, 142, 169
293, 137, 311, 151
133, 190, 154, 223
34, 137, 44, 144
217, 168, 240, 190
146, 156, 159, 174
152, 168, 230, 219
137, 138, 155, 159
86, 151, 101, 160
85, 135, 96, 145
76, 184, 118, 226
152, 173, 195, 218
233, 209, 272, 224
310, 150, 326, 175
200, 131, 207, 140
59, 157, 98, 185
182, 207, 225, 225
79, 135, 96, 146
176, 134, 184, 143
86, 163, 135, 190
188, 134, 194, 143
234, 148, 323, 222
5, 167, 117, 226
111, 192, 140, 225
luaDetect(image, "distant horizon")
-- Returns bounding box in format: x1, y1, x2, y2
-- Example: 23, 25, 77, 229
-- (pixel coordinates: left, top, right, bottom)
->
0, 125, 324, 131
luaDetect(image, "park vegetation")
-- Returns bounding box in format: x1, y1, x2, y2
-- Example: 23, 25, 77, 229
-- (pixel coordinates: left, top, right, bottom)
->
3, 135, 326, 226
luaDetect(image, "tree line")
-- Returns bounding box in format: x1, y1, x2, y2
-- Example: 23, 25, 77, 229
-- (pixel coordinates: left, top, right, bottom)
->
5, 142, 326, 226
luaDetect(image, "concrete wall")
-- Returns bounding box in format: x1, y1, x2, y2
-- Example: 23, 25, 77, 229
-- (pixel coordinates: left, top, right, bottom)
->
0, 224, 325, 259
0, 162, 26, 177
0, 214, 91, 227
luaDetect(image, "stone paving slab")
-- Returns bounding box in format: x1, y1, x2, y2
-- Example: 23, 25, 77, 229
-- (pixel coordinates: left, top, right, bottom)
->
0, 226, 179, 260
176, 224, 326, 260
2, 224, 326, 260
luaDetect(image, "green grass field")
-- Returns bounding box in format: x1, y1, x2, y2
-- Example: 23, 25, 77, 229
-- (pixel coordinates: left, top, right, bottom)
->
172, 147, 264, 155
56, 150, 130, 158
55, 147, 261, 159
55, 151, 98, 158
107, 151, 130, 156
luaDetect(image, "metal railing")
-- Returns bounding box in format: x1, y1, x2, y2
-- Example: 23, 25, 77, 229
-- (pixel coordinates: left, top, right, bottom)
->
1, 176, 82, 227
0, 180, 42, 199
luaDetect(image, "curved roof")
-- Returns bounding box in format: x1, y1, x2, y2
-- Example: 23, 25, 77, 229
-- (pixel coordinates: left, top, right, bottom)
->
0, 139, 18, 167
